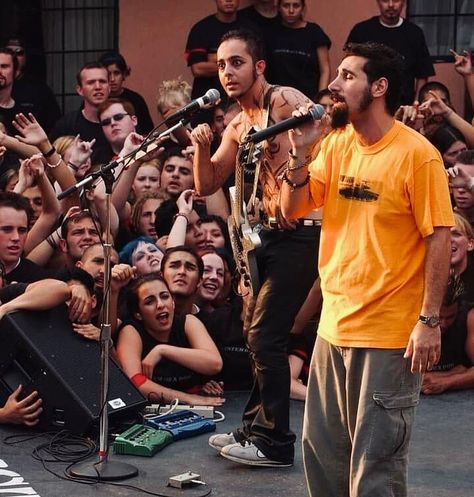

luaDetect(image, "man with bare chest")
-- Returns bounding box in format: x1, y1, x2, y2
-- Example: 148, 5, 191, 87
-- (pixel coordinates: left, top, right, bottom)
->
191, 29, 319, 467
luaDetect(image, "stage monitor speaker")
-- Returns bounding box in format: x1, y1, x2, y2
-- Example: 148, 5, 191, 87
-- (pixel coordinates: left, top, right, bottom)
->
0, 306, 147, 435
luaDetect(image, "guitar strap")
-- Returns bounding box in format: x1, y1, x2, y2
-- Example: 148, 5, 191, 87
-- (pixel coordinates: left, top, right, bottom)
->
248, 85, 274, 215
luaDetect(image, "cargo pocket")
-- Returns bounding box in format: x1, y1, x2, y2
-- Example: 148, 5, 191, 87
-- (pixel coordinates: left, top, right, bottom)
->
366, 391, 420, 460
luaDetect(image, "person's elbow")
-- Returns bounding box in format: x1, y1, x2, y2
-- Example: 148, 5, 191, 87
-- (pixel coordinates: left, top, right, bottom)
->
206, 353, 223, 375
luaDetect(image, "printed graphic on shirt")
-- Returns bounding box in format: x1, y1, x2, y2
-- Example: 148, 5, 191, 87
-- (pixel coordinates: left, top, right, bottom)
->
339, 175, 380, 202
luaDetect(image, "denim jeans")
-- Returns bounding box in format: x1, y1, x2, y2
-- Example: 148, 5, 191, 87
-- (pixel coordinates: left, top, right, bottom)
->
234, 225, 319, 463
303, 337, 421, 497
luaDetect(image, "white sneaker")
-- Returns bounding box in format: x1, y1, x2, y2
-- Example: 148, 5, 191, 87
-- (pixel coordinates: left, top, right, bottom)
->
220, 441, 293, 467
208, 432, 237, 451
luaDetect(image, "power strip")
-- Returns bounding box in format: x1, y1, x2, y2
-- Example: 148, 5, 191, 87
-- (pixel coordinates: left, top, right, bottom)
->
144, 404, 215, 419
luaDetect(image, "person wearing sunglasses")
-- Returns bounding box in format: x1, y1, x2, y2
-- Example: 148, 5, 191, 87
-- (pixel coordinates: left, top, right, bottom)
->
98, 98, 138, 157
4, 37, 60, 134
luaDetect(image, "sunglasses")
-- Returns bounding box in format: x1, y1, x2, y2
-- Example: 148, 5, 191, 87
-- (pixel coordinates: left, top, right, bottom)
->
100, 112, 129, 126
7, 47, 25, 56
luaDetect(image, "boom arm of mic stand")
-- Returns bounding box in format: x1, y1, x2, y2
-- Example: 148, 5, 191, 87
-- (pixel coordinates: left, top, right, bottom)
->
56, 120, 186, 202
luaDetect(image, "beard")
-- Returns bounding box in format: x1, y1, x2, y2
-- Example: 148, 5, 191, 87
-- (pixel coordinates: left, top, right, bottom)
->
330, 87, 374, 129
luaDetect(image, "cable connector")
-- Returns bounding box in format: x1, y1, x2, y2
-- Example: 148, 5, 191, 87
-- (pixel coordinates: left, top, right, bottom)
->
168, 471, 204, 488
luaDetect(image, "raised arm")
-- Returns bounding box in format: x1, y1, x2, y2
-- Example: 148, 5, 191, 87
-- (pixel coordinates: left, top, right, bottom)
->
21, 155, 61, 254
12, 113, 80, 211
190, 122, 238, 196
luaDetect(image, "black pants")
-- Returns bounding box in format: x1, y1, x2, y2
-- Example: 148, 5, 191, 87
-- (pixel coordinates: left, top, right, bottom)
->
234, 225, 319, 463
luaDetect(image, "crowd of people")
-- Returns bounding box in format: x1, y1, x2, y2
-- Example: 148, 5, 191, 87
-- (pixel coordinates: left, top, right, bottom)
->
0, 0, 473, 494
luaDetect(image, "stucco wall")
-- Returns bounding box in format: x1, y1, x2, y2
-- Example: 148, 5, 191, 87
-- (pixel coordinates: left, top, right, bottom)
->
119, 0, 465, 124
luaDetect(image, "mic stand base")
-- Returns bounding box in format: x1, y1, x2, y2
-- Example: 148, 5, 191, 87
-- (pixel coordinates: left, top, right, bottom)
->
68, 458, 138, 481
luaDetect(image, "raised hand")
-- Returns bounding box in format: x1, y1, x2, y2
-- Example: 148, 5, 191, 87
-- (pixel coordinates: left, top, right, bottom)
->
25, 153, 46, 178
190, 123, 214, 148
68, 134, 95, 167
451, 49, 473, 77
418, 90, 453, 118
12, 113, 48, 146
176, 189, 195, 216
447, 165, 474, 190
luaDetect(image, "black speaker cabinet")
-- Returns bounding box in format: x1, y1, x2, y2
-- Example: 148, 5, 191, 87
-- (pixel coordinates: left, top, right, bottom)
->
0, 306, 147, 435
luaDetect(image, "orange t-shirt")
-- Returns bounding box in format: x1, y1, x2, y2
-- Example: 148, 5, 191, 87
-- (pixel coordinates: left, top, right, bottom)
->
308, 120, 454, 348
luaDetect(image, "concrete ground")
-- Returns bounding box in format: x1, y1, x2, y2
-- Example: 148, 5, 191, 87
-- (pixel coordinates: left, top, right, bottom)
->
0, 390, 473, 497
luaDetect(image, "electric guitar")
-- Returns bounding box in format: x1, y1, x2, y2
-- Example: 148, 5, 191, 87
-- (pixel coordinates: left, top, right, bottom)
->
227, 138, 262, 297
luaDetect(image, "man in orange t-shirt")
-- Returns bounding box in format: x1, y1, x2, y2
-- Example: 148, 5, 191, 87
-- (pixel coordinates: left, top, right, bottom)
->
281, 43, 454, 497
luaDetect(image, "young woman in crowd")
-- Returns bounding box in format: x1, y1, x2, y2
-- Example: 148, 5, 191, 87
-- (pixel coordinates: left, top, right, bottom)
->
116, 274, 224, 406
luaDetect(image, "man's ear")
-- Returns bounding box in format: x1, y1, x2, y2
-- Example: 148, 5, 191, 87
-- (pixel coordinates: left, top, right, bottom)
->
372, 77, 388, 98
91, 294, 97, 310
58, 238, 68, 254
255, 59, 266, 76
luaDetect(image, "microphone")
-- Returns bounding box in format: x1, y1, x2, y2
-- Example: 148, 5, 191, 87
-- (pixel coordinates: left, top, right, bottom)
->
166, 89, 221, 124
245, 104, 325, 144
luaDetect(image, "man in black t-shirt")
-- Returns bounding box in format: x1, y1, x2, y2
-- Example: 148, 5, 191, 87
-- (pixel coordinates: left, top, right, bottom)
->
5, 37, 61, 134
0, 48, 41, 138
0, 192, 50, 284
346, 0, 434, 104
50, 62, 113, 165
185, 0, 252, 122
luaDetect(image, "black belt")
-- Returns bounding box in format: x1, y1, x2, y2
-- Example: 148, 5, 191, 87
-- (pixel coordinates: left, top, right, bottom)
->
265, 217, 322, 230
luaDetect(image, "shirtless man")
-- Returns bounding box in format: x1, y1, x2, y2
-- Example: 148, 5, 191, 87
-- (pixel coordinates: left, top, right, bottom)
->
191, 28, 320, 467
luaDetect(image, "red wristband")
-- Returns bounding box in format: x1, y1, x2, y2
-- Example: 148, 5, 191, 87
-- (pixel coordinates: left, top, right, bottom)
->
131, 373, 147, 387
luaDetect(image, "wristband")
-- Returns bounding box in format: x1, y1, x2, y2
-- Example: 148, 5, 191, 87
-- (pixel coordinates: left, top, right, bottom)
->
282, 170, 310, 192
46, 154, 62, 168
68, 161, 79, 172
131, 373, 147, 387
43, 145, 56, 158
173, 212, 189, 223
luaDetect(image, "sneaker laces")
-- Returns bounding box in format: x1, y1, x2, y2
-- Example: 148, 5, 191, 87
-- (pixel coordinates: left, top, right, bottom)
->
239, 439, 253, 448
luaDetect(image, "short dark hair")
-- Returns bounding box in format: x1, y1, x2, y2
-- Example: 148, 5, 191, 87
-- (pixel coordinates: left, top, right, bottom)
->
161, 245, 204, 278
99, 51, 130, 76
0, 191, 32, 226
220, 28, 266, 64
159, 146, 191, 170
60, 210, 101, 239
55, 267, 95, 296
418, 81, 451, 105
342, 42, 404, 116
455, 149, 474, 166
154, 198, 178, 238
0, 48, 19, 74
315, 88, 331, 103
76, 62, 107, 86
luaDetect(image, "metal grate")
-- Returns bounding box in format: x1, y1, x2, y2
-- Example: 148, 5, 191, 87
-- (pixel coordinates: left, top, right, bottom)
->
41, 0, 118, 114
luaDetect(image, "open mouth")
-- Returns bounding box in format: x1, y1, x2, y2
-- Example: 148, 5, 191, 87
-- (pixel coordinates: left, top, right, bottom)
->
156, 312, 169, 326
203, 282, 218, 292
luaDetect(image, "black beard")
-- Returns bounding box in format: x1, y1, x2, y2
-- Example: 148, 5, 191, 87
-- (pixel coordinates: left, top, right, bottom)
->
331, 103, 349, 129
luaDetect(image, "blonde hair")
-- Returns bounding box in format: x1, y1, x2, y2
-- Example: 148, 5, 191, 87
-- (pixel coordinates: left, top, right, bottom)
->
53, 135, 75, 156
131, 191, 170, 233
454, 212, 474, 240
156, 77, 191, 115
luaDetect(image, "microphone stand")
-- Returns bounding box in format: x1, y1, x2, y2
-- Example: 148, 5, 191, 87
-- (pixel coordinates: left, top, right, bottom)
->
66, 123, 183, 481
